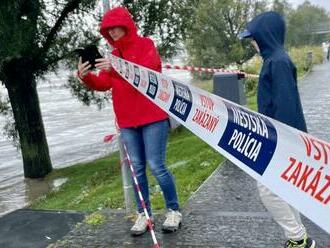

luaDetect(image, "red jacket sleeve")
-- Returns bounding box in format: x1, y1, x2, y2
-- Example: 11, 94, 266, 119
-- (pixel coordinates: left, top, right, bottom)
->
82, 69, 115, 91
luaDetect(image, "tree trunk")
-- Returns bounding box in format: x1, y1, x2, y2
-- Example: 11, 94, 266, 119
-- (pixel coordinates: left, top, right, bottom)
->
4, 71, 52, 178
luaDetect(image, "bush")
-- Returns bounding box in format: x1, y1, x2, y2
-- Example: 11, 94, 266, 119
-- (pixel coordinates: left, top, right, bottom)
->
242, 56, 261, 95
289, 46, 323, 77
242, 45, 323, 80
244, 77, 258, 94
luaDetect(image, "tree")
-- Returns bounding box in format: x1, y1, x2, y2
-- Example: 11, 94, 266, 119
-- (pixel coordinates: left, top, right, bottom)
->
286, 1, 330, 46
271, 0, 292, 17
0, 0, 196, 178
0, 0, 100, 178
123, 0, 200, 58
185, 0, 267, 75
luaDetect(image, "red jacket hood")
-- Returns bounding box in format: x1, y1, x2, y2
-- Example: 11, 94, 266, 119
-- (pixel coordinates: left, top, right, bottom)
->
100, 7, 138, 50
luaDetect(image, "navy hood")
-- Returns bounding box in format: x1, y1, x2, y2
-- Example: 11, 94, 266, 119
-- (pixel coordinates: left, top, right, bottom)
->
245, 11, 286, 59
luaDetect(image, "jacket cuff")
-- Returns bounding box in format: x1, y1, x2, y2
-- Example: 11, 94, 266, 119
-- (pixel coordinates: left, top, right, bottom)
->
76, 71, 93, 83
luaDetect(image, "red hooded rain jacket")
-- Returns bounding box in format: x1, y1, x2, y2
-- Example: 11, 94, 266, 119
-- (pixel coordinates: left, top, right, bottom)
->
81, 7, 168, 128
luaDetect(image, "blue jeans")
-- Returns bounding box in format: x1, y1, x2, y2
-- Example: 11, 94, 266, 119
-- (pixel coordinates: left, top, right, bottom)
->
120, 120, 179, 215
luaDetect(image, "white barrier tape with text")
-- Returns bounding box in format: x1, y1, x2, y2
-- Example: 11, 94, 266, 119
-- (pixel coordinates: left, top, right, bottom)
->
109, 54, 330, 234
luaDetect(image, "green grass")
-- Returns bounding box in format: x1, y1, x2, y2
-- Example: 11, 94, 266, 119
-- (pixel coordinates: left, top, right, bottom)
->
246, 89, 257, 111
84, 212, 107, 225
30, 127, 224, 212
30, 154, 124, 211
190, 78, 213, 92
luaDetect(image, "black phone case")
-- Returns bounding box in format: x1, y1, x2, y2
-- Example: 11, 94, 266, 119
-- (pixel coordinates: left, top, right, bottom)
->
76, 45, 103, 69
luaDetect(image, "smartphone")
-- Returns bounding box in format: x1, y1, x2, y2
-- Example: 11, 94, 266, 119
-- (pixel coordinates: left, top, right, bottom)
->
76, 45, 103, 69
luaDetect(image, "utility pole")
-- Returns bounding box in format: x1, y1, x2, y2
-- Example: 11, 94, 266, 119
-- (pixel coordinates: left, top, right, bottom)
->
102, 0, 135, 215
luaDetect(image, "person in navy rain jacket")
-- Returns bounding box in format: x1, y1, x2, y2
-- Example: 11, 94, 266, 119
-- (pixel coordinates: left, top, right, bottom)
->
240, 11, 315, 248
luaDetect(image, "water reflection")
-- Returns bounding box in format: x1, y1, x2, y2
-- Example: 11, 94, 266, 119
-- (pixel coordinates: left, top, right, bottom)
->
0, 177, 69, 217
24, 177, 69, 205
24, 178, 53, 203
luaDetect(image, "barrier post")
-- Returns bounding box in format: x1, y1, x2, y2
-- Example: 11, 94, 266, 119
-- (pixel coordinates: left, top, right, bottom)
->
118, 134, 135, 215
305, 51, 313, 71
213, 73, 246, 105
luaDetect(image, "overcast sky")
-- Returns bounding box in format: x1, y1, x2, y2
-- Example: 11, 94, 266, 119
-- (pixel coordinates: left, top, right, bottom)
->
287, 0, 330, 11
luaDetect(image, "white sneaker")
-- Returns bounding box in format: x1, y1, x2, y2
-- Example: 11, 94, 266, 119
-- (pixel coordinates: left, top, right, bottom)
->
162, 209, 182, 232
130, 212, 154, 236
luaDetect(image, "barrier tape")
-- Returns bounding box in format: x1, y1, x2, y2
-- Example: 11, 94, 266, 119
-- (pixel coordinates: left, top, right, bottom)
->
163, 64, 259, 78
109, 54, 330, 234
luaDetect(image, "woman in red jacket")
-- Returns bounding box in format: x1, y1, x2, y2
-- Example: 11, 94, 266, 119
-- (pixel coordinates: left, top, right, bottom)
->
77, 7, 181, 236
